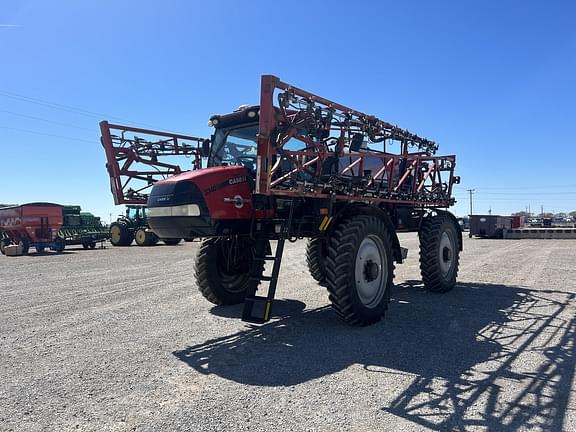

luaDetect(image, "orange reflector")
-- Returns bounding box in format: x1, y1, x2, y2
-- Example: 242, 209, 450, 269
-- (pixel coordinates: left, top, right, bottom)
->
320, 208, 328, 215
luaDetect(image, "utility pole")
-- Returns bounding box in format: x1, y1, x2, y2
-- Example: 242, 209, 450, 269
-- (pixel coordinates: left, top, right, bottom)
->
467, 189, 475, 216
541, 205, 544, 217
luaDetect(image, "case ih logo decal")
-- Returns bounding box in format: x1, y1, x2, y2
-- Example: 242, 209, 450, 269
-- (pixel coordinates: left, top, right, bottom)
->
228, 176, 246, 185
204, 176, 247, 195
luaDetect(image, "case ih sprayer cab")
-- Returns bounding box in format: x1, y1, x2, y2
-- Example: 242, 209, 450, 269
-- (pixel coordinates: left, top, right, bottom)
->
109, 75, 461, 326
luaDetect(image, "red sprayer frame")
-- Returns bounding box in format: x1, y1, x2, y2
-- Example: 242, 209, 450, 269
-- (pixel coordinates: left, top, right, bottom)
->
100, 121, 206, 205
255, 75, 458, 208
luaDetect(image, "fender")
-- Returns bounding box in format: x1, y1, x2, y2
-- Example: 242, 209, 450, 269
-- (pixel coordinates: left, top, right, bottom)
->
330, 203, 405, 264
431, 209, 463, 251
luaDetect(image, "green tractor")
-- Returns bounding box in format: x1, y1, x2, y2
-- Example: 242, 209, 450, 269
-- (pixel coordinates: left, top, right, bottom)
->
109, 205, 182, 247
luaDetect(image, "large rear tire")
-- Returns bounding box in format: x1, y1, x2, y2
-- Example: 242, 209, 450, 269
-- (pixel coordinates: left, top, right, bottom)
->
195, 236, 265, 305
306, 237, 327, 285
109, 222, 133, 246
325, 215, 395, 326
419, 213, 460, 293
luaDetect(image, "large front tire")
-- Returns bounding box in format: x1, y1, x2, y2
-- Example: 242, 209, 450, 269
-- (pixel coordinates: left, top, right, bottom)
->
195, 237, 265, 305
325, 215, 395, 326
306, 238, 327, 285
134, 227, 156, 246
419, 213, 460, 293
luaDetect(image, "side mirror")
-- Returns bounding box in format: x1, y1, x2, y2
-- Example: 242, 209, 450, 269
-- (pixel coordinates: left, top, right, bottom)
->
200, 139, 211, 157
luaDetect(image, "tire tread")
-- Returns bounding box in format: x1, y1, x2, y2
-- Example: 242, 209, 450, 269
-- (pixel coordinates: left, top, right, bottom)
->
325, 215, 395, 326
419, 213, 460, 293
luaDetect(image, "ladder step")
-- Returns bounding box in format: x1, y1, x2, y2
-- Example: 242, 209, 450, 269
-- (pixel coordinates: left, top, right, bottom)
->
242, 201, 294, 324
242, 295, 272, 323
254, 256, 277, 262
249, 275, 275, 282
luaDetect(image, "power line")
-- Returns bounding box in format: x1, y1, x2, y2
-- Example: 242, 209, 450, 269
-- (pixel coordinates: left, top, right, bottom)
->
462, 198, 576, 202
464, 184, 576, 191
0, 125, 94, 144
0, 109, 95, 132
477, 191, 576, 195
454, 191, 576, 197
0, 89, 157, 129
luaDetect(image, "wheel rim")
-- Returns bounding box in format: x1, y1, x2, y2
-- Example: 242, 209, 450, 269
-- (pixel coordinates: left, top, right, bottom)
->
439, 230, 455, 278
110, 225, 121, 243
135, 229, 146, 245
354, 235, 387, 308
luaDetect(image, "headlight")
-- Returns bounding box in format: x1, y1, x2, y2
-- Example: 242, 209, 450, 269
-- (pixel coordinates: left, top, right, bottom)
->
147, 207, 172, 217
173, 204, 200, 216
148, 204, 200, 217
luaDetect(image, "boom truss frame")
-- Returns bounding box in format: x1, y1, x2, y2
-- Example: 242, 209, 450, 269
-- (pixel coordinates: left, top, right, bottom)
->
100, 121, 206, 205
256, 75, 458, 208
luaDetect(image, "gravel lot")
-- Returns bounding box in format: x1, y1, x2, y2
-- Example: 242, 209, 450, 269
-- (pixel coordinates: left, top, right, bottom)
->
1, 234, 575, 432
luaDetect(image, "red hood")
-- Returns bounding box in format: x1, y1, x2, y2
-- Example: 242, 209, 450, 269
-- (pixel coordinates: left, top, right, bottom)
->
156, 165, 247, 184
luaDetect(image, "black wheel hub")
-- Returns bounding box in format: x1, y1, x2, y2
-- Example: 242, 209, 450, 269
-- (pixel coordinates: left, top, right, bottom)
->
363, 260, 379, 282
442, 246, 452, 263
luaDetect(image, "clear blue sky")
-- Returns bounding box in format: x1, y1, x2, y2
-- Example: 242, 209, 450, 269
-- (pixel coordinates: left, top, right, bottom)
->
1, 1, 575, 220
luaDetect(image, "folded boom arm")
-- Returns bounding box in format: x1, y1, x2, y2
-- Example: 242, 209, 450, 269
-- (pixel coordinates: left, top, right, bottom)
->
100, 121, 206, 205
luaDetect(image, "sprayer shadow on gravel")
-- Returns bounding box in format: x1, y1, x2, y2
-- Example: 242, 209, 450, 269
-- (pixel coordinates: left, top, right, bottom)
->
174, 281, 575, 431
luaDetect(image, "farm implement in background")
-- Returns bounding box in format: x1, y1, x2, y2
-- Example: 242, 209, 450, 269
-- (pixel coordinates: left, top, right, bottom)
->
58, 206, 109, 249
0, 203, 66, 255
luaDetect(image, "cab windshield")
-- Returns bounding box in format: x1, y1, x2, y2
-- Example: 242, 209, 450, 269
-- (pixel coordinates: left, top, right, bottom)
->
126, 207, 146, 219
209, 124, 258, 173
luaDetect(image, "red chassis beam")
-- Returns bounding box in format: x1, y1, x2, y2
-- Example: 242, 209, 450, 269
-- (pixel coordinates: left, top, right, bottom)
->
100, 121, 206, 205
255, 75, 458, 207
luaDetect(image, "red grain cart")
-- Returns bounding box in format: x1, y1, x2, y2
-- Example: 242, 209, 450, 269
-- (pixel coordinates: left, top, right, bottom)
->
0, 203, 66, 255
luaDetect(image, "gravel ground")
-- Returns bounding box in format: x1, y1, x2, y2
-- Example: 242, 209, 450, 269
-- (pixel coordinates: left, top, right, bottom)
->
1, 234, 575, 432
